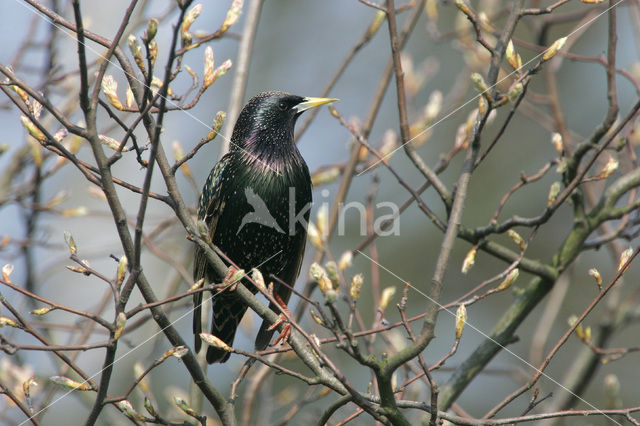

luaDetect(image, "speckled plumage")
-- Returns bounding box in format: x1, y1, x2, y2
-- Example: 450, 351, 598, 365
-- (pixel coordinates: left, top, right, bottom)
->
193, 92, 318, 363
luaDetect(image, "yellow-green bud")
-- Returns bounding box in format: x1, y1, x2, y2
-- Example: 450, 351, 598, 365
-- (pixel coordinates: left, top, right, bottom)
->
307, 222, 323, 249
144, 396, 157, 417
116, 255, 128, 287
311, 167, 341, 186
367, 10, 386, 37
113, 312, 127, 340
50, 376, 91, 391
2, 263, 14, 281
497, 268, 519, 291
0, 317, 20, 328
505, 39, 522, 70
325, 261, 338, 287
63, 231, 77, 254
338, 251, 353, 271
471, 72, 488, 94
220, 0, 243, 34
379, 286, 396, 311
599, 156, 619, 179
507, 82, 524, 103
542, 37, 567, 61
455, 304, 467, 339
203, 46, 215, 89
174, 396, 199, 418
588, 268, 602, 289
146, 18, 158, 41
350, 273, 364, 300
324, 288, 338, 304
618, 247, 633, 272
128, 35, 145, 73
551, 132, 564, 155
507, 229, 526, 251
30, 306, 55, 316
309, 262, 332, 294
461, 246, 476, 274
199, 332, 232, 352
547, 181, 562, 206
251, 268, 266, 291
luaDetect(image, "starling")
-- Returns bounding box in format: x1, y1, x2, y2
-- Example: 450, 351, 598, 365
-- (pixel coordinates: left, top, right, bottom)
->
193, 91, 337, 363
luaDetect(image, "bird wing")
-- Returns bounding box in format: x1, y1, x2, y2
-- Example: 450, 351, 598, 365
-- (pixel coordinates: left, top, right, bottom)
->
192, 153, 232, 354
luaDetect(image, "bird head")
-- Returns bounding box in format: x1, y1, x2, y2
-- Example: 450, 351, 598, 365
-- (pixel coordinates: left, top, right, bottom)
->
230, 91, 337, 155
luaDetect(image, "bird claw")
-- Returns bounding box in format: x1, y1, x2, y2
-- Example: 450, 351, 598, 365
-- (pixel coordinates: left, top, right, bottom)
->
267, 314, 291, 346
265, 292, 293, 346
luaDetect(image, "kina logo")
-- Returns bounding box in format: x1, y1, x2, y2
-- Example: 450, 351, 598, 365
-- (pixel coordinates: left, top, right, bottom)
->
236, 187, 285, 235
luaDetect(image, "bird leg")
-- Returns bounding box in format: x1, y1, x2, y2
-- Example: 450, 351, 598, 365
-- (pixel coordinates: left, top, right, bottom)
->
267, 293, 292, 346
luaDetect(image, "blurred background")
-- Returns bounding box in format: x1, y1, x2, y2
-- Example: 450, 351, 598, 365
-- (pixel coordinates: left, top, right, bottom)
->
1, 0, 639, 424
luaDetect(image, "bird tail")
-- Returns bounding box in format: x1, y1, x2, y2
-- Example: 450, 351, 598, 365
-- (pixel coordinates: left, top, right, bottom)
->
206, 294, 248, 363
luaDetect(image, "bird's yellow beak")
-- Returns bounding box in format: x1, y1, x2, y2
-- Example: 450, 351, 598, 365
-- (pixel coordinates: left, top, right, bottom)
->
296, 97, 339, 113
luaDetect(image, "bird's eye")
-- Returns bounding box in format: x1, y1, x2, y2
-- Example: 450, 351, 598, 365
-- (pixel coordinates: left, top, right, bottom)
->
278, 101, 287, 111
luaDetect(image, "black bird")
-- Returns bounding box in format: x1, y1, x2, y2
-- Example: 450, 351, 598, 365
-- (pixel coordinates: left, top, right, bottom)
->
193, 91, 337, 363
